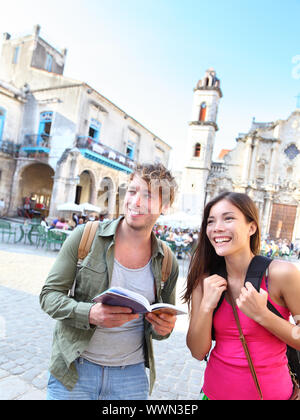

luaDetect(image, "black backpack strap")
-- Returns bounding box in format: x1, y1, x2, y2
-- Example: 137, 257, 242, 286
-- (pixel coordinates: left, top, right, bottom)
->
244, 255, 272, 291
212, 256, 272, 321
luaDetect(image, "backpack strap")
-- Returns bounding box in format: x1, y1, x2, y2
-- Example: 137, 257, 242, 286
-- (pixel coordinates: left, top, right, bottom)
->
244, 255, 272, 291
69, 221, 100, 297
161, 241, 173, 284
211, 255, 273, 339
78, 221, 100, 262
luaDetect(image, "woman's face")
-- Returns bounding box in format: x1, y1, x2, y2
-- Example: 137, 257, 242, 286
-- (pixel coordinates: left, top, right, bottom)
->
206, 199, 256, 257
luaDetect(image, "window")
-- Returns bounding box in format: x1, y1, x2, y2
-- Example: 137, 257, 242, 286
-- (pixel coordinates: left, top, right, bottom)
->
284, 144, 300, 160
88, 119, 101, 143
13, 46, 20, 64
194, 143, 201, 157
45, 54, 53, 72
38, 111, 53, 145
126, 140, 135, 159
199, 102, 207, 122
0, 108, 6, 144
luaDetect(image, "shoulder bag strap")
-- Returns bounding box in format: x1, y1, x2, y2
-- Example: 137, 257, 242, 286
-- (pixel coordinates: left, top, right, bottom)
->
69, 221, 100, 298
227, 287, 264, 400
78, 221, 100, 261
161, 241, 173, 284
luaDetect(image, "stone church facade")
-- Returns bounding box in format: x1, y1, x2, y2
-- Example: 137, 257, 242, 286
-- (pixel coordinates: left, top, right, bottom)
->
182, 68, 300, 242
0, 25, 171, 219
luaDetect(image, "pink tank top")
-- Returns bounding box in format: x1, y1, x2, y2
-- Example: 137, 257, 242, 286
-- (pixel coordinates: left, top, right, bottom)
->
202, 276, 293, 400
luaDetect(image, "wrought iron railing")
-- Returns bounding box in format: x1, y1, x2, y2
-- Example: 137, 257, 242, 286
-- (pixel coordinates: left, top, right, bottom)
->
76, 136, 135, 169
0, 140, 20, 156
23, 134, 51, 148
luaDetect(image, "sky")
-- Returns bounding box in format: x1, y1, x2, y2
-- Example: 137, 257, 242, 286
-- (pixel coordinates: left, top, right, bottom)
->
0, 0, 300, 170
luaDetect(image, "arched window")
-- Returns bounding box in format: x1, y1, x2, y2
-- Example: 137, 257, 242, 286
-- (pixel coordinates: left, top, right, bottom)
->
194, 143, 201, 157
199, 103, 206, 122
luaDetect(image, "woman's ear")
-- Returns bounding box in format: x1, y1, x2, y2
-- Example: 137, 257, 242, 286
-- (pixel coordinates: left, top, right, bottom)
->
249, 221, 257, 237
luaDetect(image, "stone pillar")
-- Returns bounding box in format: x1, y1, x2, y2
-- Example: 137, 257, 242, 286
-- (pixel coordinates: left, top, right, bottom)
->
249, 138, 259, 182
268, 141, 280, 184
242, 137, 253, 183
261, 192, 273, 238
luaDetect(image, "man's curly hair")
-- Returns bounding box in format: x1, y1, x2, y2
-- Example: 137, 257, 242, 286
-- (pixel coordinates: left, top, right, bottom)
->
129, 163, 178, 207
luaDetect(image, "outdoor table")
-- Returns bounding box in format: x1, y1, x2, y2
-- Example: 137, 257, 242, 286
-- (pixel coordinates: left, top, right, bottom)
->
16, 222, 42, 245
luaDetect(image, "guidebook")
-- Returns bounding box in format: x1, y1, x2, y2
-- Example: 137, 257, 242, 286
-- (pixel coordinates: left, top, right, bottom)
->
92, 286, 187, 315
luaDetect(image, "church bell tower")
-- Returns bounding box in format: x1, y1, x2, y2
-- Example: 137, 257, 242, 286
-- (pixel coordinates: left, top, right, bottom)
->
181, 68, 222, 218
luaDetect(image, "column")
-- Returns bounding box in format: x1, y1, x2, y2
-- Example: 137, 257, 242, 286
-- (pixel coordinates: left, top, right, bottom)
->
242, 137, 253, 183
261, 192, 273, 238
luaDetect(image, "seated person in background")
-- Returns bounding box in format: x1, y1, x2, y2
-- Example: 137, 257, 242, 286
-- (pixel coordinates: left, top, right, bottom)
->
41, 216, 49, 230
55, 218, 69, 230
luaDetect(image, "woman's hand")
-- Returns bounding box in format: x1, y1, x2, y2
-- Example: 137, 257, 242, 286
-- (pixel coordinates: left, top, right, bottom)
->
236, 282, 269, 323
201, 274, 227, 312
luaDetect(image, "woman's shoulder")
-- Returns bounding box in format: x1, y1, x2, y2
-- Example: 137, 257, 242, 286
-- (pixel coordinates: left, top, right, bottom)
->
268, 259, 300, 285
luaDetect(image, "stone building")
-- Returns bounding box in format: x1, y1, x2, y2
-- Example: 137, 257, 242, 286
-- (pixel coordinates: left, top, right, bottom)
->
0, 25, 171, 218
182, 68, 300, 242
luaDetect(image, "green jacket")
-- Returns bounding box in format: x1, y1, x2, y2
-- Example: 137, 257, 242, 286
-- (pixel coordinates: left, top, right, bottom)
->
39, 217, 179, 393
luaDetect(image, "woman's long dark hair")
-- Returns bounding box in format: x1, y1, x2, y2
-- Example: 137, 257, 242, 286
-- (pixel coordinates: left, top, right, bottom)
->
182, 191, 261, 307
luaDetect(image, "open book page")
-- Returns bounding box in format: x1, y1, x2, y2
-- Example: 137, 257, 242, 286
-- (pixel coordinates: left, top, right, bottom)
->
92, 286, 186, 315
149, 303, 186, 315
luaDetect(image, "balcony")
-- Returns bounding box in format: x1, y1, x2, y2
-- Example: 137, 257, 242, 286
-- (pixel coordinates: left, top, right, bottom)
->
211, 162, 227, 175
20, 134, 51, 157
0, 140, 21, 157
76, 136, 135, 174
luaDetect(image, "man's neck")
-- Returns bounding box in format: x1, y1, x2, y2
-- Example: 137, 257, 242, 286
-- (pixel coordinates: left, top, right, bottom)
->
116, 218, 152, 246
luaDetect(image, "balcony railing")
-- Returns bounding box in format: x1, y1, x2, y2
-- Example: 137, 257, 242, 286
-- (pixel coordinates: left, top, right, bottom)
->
20, 134, 51, 157
23, 134, 51, 149
211, 162, 227, 174
76, 136, 135, 173
0, 140, 20, 157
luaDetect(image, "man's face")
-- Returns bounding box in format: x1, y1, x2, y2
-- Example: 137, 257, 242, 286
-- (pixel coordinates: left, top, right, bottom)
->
123, 175, 163, 231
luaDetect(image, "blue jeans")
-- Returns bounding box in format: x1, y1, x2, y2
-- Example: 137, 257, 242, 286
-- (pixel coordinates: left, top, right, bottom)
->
47, 358, 149, 400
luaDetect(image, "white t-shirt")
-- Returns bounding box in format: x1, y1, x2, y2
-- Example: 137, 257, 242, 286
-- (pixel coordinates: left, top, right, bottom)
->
82, 258, 155, 366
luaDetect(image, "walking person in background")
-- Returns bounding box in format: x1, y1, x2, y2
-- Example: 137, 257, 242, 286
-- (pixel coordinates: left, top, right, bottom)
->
40, 163, 179, 400
0, 198, 5, 217
183, 191, 300, 400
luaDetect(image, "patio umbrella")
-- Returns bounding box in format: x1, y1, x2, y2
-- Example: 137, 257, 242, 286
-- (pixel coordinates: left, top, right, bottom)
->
57, 202, 82, 212
79, 202, 102, 213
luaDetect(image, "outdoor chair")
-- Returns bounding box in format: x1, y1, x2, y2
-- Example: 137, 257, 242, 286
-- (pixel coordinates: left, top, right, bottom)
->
0, 220, 17, 243
45, 230, 67, 250
35, 225, 48, 248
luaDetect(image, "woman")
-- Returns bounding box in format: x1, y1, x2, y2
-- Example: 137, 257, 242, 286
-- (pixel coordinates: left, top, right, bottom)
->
183, 192, 300, 400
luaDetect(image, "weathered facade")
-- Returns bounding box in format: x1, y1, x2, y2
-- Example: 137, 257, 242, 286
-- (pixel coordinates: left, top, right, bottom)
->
182, 69, 300, 242
0, 25, 171, 218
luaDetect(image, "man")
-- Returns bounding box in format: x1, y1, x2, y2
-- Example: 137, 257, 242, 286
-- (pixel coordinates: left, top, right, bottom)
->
40, 163, 179, 400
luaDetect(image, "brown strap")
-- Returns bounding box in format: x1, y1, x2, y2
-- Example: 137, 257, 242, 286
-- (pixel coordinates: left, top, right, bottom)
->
78, 221, 100, 261
161, 241, 173, 283
227, 288, 264, 400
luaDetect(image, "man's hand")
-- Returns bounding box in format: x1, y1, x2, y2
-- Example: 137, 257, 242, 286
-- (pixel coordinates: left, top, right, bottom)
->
89, 303, 139, 328
145, 312, 177, 336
